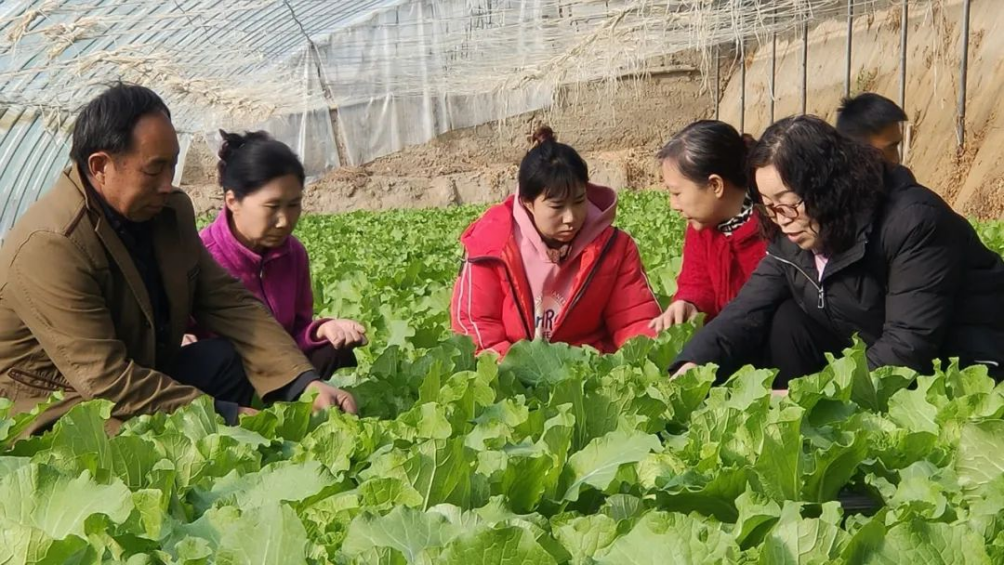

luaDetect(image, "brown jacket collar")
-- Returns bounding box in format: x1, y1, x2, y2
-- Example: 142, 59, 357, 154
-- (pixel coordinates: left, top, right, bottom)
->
59, 167, 187, 343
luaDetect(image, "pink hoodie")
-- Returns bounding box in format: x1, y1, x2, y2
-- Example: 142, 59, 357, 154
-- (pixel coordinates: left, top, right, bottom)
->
512, 183, 617, 341
196, 208, 328, 353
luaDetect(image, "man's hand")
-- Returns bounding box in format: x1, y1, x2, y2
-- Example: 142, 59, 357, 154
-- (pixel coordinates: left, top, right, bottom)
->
671, 362, 698, 379
316, 319, 368, 349
305, 380, 358, 415
181, 333, 198, 346
237, 406, 259, 417
649, 301, 699, 333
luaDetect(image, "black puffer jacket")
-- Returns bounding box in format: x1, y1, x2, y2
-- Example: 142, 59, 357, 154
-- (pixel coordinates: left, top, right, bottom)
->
676, 166, 1004, 376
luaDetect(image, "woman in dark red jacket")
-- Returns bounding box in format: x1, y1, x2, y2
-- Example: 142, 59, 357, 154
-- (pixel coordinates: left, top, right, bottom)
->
451, 127, 661, 357
650, 120, 767, 332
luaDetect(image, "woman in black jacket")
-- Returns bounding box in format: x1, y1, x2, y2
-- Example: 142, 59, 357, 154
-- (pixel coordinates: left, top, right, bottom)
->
673, 115, 1004, 386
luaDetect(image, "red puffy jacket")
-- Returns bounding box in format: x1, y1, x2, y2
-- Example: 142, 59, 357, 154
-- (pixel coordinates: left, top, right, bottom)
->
451, 196, 661, 357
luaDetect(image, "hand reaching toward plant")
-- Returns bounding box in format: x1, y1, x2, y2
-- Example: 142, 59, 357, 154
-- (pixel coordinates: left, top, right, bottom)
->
305, 380, 358, 414
316, 319, 368, 349
649, 300, 699, 332
671, 362, 698, 379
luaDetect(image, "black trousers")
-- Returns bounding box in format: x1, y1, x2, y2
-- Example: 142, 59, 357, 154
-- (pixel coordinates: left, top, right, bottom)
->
763, 300, 1004, 386
308, 344, 358, 379
766, 299, 851, 388
167, 338, 255, 406
716, 299, 1003, 387
166, 339, 358, 405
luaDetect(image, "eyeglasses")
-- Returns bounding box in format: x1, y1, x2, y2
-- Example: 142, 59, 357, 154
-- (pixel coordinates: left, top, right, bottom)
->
759, 200, 804, 221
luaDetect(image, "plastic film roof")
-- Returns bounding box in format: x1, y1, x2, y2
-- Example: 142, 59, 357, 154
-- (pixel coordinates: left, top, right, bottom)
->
0, 0, 887, 236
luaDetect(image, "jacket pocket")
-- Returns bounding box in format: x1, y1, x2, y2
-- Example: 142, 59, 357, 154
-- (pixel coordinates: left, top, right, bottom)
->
8, 368, 69, 393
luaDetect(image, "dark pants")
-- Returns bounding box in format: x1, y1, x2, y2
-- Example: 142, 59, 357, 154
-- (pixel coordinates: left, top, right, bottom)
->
766, 299, 851, 388
167, 338, 255, 406
166, 339, 358, 406
764, 301, 1004, 386
308, 343, 358, 379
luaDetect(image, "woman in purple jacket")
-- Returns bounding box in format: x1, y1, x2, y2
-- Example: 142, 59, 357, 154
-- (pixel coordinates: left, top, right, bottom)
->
190, 130, 366, 378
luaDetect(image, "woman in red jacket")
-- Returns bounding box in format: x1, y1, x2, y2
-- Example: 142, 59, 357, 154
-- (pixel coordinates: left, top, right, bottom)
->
650, 120, 767, 331
451, 127, 662, 357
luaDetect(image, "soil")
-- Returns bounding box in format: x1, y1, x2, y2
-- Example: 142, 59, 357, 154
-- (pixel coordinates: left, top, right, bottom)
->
718, 0, 1004, 220
184, 0, 1004, 220
181, 52, 714, 215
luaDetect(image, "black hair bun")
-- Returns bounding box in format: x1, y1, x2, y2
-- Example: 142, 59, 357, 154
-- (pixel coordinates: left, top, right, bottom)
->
217, 130, 272, 181
221, 128, 257, 160
530, 126, 556, 147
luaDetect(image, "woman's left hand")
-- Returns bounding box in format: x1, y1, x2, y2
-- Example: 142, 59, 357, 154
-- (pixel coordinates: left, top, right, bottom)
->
317, 319, 368, 349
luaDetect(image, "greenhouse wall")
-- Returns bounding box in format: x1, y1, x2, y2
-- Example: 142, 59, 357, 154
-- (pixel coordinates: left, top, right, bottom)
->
0, 0, 891, 238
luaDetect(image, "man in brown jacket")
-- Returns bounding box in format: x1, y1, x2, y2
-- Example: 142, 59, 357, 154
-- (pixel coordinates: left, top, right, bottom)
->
0, 84, 356, 435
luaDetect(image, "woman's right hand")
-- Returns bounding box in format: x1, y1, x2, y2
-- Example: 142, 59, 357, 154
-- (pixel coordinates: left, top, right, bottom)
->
649, 300, 699, 332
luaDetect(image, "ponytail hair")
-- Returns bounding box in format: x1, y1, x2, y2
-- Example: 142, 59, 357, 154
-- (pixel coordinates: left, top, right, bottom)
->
657, 120, 752, 190
217, 129, 305, 200
517, 125, 589, 202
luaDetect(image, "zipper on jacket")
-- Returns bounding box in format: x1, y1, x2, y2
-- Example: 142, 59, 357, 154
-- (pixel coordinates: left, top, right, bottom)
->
553, 229, 621, 332
766, 252, 826, 309
467, 256, 534, 340
767, 252, 844, 337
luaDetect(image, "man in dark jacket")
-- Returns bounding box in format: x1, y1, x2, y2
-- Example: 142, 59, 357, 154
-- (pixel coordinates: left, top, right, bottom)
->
673, 116, 1004, 385
836, 93, 907, 166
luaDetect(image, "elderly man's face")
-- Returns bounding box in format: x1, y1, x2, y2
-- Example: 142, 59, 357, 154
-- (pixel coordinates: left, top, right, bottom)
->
88, 112, 179, 222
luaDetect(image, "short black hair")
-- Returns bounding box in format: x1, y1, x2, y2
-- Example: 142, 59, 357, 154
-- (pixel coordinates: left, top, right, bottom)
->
657, 120, 753, 189
518, 126, 589, 202
836, 93, 907, 140
217, 130, 305, 199
749, 115, 886, 256
70, 83, 171, 172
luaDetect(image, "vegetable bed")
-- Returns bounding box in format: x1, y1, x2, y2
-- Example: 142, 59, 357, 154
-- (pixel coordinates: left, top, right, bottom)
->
2, 192, 1003, 564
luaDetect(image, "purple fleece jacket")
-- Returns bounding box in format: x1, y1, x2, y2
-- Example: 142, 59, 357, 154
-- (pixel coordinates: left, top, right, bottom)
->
198, 208, 328, 353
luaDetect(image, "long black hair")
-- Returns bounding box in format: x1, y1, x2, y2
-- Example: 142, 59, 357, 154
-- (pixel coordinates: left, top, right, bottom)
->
657, 120, 753, 190
217, 130, 305, 199
517, 126, 589, 201
748, 115, 886, 256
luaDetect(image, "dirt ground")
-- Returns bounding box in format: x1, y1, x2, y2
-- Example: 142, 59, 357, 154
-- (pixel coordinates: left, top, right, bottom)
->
181, 52, 714, 215
184, 0, 1004, 220
719, 0, 1004, 219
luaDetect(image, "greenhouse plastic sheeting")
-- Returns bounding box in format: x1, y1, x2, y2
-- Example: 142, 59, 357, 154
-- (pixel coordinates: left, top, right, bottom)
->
0, 0, 887, 237
0, 108, 71, 236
